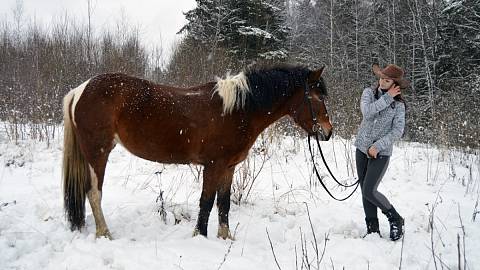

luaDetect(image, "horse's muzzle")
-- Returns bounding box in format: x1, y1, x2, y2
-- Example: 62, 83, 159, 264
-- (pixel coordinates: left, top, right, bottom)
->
317, 127, 333, 141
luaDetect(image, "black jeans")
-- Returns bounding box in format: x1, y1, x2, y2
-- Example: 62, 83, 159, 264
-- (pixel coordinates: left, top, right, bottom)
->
356, 149, 392, 219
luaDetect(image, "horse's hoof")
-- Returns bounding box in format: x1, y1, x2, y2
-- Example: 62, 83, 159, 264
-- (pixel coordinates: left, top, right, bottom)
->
217, 224, 235, 240
192, 227, 209, 238
192, 228, 203, 238
96, 229, 113, 240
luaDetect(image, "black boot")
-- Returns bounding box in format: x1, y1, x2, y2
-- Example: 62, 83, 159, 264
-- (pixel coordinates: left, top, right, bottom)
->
363, 217, 381, 237
383, 207, 404, 241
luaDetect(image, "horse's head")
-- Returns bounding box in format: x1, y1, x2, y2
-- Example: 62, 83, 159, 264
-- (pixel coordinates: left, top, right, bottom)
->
290, 67, 333, 140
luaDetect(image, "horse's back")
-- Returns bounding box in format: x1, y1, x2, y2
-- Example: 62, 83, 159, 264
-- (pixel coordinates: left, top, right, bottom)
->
68, 73, 229, 164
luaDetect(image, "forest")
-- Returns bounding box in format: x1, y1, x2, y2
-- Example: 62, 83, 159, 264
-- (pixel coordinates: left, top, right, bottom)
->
1, 0, 479, 149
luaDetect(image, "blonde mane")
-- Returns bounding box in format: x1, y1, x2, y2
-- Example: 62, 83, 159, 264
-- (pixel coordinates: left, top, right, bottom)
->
213, 72, 250, 115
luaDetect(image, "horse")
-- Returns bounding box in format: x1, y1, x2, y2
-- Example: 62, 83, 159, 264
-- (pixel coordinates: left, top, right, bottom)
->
62, 64, 332, 240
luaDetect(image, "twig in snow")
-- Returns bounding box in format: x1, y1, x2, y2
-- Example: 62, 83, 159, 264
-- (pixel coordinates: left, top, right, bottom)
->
433, 253, 452, 270
156, 190, 167, 224
457, 205, 467, 270
304, 203, 320, 269
217, 222, 240, 270
457, 234, 462, 270
429, 201, 438, 270
174, 255, 185, 270
0, 200, 16, 211
299, 228, 309, 270
188, 164, 202, 183
292, 204, 330, 270
472, 194, 479, 222
266, 227, 282, 270
399, 228, 405, 270
295, 245, 299, 270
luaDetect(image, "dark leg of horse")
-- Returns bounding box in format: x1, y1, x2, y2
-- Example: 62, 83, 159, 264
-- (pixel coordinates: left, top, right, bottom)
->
193, 164, 224, 237
217, 167, 235, 240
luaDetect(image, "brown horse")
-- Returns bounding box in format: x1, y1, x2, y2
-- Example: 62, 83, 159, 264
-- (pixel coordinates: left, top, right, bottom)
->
62, 64, 332, 240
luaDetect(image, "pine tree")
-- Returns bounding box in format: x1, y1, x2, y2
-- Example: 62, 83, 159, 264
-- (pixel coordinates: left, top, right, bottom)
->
437, 0, 480, 79
179, 0, 289, 64
229, 0, 289, 62
179, 0, 230, 45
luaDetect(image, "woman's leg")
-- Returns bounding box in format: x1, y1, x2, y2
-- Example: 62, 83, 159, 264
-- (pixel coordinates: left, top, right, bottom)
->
361, 155, 392, 213
355, 149, 378, 219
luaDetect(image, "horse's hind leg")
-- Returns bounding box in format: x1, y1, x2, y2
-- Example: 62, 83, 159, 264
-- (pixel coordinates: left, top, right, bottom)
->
216, 167, 235, 240
87, 157, 112, 239
81, 137, 115, 239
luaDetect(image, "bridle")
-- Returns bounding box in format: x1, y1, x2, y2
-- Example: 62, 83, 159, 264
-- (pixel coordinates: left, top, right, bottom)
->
302, 80, 360, 201
292, 80, 325, 135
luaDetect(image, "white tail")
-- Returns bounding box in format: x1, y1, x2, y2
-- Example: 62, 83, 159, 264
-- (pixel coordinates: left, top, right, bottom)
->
62, 82, 91, 230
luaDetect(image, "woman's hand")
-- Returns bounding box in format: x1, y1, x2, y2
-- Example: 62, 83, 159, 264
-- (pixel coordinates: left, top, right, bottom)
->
387, 85, 401, 97
368, 146, 379, 159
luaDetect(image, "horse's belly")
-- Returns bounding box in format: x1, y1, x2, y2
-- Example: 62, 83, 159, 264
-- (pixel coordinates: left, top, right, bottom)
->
115, 129, 203, 165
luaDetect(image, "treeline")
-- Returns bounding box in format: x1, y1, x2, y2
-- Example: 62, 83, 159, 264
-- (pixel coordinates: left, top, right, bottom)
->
170, 0, 480, 149
287, 0, 480, 150
0, 11, 153, 142
0, 0, 479, 149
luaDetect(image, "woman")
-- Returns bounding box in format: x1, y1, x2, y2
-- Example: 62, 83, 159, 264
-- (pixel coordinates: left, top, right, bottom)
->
354, 64, 407, 241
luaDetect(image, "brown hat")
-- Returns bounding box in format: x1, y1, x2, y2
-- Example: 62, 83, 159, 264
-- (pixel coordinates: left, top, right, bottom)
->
372, 64, 409, 88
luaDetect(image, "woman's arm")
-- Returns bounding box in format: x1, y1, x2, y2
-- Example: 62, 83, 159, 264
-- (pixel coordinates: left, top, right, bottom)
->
360, 88, 395, 120
371, 103, 406, 152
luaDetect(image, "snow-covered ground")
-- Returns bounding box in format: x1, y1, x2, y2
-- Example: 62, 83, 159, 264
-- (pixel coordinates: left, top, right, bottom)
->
1, 127, 479, 270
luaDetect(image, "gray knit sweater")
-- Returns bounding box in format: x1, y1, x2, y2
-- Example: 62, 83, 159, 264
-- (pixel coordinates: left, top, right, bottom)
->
354, 87, 406, 156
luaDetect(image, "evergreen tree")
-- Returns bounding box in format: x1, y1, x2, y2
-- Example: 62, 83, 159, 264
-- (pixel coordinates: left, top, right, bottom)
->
179, 0, 289, 64
179, 0, 230, 45
229, 0, 289, 62
437, 0, 480, 79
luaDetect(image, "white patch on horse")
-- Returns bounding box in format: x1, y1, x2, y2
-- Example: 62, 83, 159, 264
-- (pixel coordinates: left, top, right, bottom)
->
113, 133, 124, 147
185, 92, 202, 96
213, 72, 250, 115
89, 165, 99, 193
68, 79, 91, 126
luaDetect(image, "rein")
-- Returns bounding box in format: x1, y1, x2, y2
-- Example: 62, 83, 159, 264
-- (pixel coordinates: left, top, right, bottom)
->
303, 82, 360, 201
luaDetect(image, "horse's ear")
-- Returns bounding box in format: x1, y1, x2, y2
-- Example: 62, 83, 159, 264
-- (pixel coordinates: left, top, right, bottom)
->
309, 66, 326, 81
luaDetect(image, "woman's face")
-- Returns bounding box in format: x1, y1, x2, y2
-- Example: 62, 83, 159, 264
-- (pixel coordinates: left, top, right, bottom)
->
379, 77, 394, 90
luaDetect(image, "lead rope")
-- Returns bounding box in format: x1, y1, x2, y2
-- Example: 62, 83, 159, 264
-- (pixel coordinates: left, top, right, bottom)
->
304, 83, 360, 201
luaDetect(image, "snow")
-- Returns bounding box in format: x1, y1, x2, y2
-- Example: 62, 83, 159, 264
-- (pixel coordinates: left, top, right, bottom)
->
259, 50, 288, 60
238, 26, 276, 39
0, 128, 479, 270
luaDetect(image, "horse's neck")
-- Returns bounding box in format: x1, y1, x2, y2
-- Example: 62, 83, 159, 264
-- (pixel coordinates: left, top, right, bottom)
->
247, 89, 299, 136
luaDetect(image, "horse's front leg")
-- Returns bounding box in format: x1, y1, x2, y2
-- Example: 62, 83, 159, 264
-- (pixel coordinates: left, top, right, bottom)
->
216, 166, 235, 240
193, 164, 220, 237
193, 164, 235, 239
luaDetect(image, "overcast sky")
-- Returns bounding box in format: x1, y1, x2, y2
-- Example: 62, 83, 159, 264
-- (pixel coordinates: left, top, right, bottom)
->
0, 0, 196, 56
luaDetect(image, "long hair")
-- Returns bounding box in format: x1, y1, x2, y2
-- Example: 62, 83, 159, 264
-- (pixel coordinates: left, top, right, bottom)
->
62, 86, 91, 230
372, 82, 407, 110
372, 82, 408, 138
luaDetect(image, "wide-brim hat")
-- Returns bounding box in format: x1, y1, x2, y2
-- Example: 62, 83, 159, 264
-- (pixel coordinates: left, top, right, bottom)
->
372, 64, 409, 88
